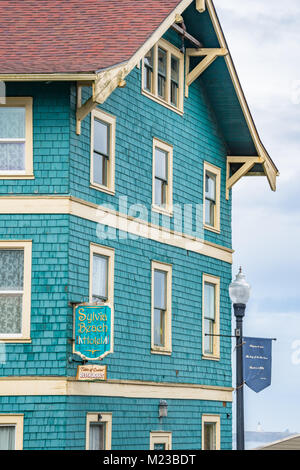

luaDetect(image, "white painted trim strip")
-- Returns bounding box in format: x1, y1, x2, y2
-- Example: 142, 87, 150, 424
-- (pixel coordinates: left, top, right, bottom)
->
0, 377, 233, 402
0, 196, 233, 264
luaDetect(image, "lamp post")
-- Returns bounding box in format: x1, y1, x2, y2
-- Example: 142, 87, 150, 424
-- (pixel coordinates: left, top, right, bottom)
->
229, 267, 251, 451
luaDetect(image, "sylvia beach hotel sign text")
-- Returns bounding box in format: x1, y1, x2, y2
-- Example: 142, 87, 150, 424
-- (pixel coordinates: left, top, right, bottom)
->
73, 304, 112, 380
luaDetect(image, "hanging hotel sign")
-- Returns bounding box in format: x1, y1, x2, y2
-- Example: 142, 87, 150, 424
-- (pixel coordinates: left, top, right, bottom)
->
73, 304, 112, 361
243, 337, 272, 393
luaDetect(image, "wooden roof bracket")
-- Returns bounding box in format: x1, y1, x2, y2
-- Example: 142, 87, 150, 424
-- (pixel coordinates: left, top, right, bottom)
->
196, 0, 206, 13
226, 156, 263, 199
76, 65, 127, 135
185, 47, 228, 97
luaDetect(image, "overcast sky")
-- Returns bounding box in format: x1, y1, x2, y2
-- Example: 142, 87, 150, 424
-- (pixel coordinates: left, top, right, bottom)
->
213, 0, 300, 434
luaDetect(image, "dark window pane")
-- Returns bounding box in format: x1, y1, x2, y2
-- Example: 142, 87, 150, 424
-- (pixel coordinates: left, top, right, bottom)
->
93, 152, 108, 186
205, 172, 216, 201
204, 283, 215, 320
205, 199, 215, 226
0, 426, 15, 450
94, 119, 109, 156
158, 75, 166, 99
144, 67, 152, 92
89, 423, 105, 450
158, 48, 167, 99
154, 308, 165, 347
144, 49, 153, 92
171, 81, 178, 107
155, 178, 166, 206
204, 318, 214, 354
158, 48, 166, 76
92, 254, 108, 301
203, 423, 216, 450
154, 443, 166, 450
171, 56, 179, 82
154, 270, 166, 309
155, 148, 167, 180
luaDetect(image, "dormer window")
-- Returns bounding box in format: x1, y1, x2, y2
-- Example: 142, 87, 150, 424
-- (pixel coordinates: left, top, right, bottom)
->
142, 39, 184, 113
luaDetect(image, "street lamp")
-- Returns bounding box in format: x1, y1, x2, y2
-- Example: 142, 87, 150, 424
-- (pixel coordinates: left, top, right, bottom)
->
229, 267, 251, 451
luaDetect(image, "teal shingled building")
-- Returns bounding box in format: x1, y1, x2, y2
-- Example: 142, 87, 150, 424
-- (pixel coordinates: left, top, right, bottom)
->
0, 0, 277, 450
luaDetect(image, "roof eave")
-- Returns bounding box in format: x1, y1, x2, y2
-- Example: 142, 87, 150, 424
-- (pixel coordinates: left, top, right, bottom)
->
206, 0, 278, 190
0, 72, 97, 81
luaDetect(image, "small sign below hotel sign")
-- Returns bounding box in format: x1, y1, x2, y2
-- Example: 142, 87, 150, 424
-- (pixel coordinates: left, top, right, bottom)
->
76, 365, 107, 381
73, 304, 112, 361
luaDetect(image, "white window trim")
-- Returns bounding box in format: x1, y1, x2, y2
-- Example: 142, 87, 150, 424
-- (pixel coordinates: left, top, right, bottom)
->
142, 38, 184, 114
150, 431, 172, 450
202, 273, 220, 361
152, 137, 173, 217
0, 414, 24, 450
0, 240, 32, 343
203, 161, 221, 233
202, 414, 221, 450
89, 243, 114, 353
90, 108, 116, 195
86, 412, 112, 450
151, 260, 172, 355
0, 97, 33, 179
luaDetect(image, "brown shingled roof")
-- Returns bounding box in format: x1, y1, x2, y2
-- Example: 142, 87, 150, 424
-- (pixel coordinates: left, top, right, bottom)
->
0, 0, 184, 74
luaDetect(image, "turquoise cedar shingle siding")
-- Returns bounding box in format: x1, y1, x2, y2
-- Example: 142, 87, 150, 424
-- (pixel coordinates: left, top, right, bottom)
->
0, 396, 232, 450
70, 28, 232, 250
0, 214, 232, 385
0, 24, 232, 449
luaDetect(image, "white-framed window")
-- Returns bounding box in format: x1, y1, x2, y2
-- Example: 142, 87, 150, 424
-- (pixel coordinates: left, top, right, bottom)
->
142, 39, 184, 113
152, 138, 173, 216
203, 162, 221, 233
202, 415, 221, 450
90, 108, 116, 194
151, 261, 172, 355
89, 243, 114, 306
202, 274, 220, 360
150, 431, 172, 450
0, 241, 32, 342
0, 415, 24, 450
86, 413, 112, 450
0, 97, 33, 179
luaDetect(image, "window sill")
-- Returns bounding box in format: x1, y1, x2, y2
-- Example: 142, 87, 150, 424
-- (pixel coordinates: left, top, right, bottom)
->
142, 90, 183, 116
0, 174, 34, 180
152, 204, 173, 217
90, 183, 115, 196
202, 354, 220, 362
0, 337, 32, 343
151, 347, 172, 356
204, 224, 221, 234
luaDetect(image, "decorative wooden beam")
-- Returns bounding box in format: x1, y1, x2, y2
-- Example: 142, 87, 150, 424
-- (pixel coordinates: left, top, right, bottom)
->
185, 48, 228, 97
226, 156, 262, 199
196, 0, 206, 12
171, 23, 203, 48
76, 65, 127, 135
